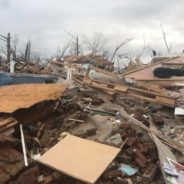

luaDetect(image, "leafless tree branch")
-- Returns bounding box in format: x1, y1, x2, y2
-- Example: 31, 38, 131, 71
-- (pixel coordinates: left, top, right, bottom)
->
64, 30, 79, 55
83, 32, 107, 54
160, 24, 171, 54
111, 38, 133, 62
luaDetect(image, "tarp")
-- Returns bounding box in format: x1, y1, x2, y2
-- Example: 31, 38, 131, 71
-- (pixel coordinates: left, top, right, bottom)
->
0, 72, 12, 86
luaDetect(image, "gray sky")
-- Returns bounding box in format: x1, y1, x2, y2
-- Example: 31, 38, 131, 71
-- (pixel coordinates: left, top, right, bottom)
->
0, 0, 184, 61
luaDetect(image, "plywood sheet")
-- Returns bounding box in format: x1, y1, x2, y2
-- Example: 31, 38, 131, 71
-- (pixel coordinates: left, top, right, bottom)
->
0, 83, 69, 113
38, 134, 120, 183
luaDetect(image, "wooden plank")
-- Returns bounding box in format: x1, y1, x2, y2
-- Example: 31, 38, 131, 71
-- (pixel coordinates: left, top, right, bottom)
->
83, 67, 176, 107
38, 134, 120, 184
0, 117, 16, 127
0, 121, 18, 133
155, 96, 175, 107
114, 85, 128, 92
135, 81, 165, 94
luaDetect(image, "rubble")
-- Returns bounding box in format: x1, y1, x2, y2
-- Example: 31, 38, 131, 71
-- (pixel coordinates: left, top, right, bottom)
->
123, 56, 184, 87
0, 54, 184, 184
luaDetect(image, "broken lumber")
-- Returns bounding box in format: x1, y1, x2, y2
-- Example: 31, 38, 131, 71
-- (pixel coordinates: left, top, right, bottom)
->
83, 76, 175, 107
82, 65, 175, 107
0, 116, 18, 133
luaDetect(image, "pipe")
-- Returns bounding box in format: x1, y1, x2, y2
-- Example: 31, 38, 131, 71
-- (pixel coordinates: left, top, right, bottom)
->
20, 124, 28, 166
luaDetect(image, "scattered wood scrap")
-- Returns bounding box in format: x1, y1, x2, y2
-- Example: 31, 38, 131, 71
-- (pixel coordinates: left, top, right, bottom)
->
0, 116, 17, 134
83, 66, 176, 107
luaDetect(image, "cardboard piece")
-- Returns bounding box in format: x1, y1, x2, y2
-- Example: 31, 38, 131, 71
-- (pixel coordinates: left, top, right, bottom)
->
38, 134, 120, 183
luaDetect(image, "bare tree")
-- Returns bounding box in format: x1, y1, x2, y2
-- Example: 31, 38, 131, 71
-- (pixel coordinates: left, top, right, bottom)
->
31, 51, 40, 63
55, 42, 70, 60
0, 32, 11, 63
64, 30, 80, 55
25, 40, 31, 62
83, 32, 107, 54
160, 24, 171, 54
60, 41, 71, 59
12, 34, 19, 61
135, 35, 150, 61
111, 38, 133, 62
137, 36, 146, 60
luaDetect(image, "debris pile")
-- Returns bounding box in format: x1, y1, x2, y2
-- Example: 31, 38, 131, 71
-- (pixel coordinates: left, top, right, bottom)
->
0, 61, 47, 74
63, 54, 114, 71
0, 55, 184, 184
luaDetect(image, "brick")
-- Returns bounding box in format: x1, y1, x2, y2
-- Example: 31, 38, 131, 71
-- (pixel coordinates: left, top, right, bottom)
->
114, 177, 129, 184
121, 123, 131, 129
152, 114, 164, 125
138, 143, 149, 153
143, 163, 158, 181
133, 148, 147, 163
133, 148, 147, 168
103, 169, 122, 180
135, 156, 147, 168
117, 153, 132, 164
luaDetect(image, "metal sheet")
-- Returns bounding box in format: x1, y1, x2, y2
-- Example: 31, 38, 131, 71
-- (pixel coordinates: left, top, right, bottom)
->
38, 134, 120, 183
0, 83, 69, 113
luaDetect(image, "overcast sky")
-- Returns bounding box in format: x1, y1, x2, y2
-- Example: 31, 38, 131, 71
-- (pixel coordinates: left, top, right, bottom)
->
0, 0, 184, 61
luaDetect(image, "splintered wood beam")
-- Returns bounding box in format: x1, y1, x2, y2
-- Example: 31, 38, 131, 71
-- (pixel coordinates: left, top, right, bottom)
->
87, 65, 166, 94
83, 66, 176, 107
134, 82, 165, 95
83, 77, 175, 107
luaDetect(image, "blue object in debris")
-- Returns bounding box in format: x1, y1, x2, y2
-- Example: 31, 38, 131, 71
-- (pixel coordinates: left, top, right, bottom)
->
0, 72, 12, 86
119, 163, 138, 176
0, 72, 58, 86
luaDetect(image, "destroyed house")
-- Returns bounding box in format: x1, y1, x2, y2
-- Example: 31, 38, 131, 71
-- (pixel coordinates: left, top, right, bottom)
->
123, 56, 184, 87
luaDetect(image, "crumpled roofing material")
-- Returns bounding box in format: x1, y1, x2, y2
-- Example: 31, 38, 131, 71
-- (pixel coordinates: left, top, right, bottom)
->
0, 83, 69, 113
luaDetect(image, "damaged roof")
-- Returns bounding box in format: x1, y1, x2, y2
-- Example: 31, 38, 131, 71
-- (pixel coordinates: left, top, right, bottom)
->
122, 56, 184, 81
0, 83, 69, 113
